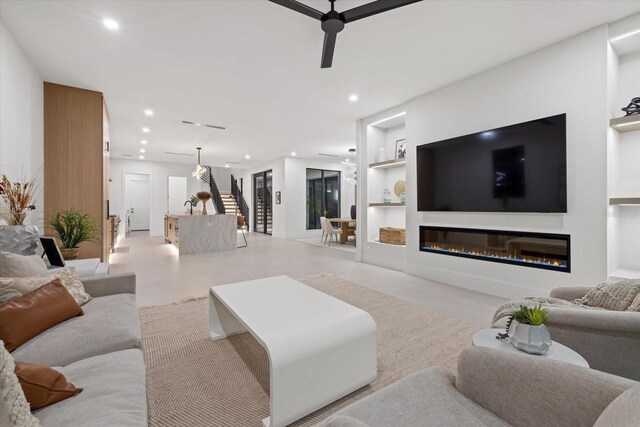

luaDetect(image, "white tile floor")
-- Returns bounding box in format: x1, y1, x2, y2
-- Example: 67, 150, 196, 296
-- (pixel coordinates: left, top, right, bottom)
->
110, 231, 507, 327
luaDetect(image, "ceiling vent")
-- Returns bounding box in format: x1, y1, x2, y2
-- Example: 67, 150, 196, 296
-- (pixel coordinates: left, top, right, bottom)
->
182, 120, 226, 130
318, 153, 340, 158
122, 154, 133, 157
165, 151, 195, 157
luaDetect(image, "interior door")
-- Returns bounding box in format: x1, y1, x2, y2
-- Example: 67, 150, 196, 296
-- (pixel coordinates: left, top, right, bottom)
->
125, 173, 151, 231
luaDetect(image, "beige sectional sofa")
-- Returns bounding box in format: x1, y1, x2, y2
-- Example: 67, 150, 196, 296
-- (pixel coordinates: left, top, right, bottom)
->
317, 347, 640, 427
12, 272, 147, 426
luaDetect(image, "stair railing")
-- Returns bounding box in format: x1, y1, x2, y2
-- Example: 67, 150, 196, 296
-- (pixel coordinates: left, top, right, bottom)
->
202, 166, 225, 214
231, 175, 250, 219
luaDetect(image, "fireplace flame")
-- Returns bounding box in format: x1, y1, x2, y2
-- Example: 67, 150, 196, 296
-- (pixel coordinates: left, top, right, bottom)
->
424, 244, 567, 268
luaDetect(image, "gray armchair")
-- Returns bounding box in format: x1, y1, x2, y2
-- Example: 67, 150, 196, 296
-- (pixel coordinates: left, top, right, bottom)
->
545, 286, 640, 381
316, 347, 639, 427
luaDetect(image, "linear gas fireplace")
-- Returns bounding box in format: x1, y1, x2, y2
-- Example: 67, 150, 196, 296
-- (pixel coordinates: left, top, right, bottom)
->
419, 226, 570, 272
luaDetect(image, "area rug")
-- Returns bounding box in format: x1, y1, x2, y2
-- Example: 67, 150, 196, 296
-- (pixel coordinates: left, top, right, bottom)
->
140, 274, 478, 427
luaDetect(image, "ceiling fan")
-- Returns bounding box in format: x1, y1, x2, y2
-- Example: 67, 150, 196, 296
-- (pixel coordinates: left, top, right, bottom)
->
268, 0, 423, 68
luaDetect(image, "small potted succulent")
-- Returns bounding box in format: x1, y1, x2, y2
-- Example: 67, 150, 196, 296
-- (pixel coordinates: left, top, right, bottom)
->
497, 304, 552, 355
48, 209, 100, 260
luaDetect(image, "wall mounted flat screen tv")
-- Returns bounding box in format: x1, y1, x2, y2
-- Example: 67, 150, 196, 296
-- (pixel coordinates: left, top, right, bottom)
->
417, 114, 567, 213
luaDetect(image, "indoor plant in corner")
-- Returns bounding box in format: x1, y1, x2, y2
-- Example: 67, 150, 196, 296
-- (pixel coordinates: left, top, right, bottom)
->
497, 304, 552, 355
0, 173, 40, 255
48, 209, 100, 260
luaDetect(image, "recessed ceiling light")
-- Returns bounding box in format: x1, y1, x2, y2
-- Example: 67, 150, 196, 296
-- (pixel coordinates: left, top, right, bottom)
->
139, 155, 145, 159
345, 158, 350, 162
141, 140, 147, 145
245, 155, 250, 159
349, 94, 358, 102
140, 149, 146, 153
144, 109, 154, 116
142, 127, 150, 133
225, 164, 229, 168
291, 152, 296, 156
103, 18, 119, 31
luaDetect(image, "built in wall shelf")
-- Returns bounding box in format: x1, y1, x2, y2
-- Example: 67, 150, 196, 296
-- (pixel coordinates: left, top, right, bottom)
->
369, 202, 405, 207
367, 240, 406, 248
368, 158, 406, 169
609, 269, 640, 280
609, 197, 640, 206
610, 115, 640, 132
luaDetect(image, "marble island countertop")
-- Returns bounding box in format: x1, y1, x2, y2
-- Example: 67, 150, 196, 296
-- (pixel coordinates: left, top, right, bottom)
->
165, 213, 237, 254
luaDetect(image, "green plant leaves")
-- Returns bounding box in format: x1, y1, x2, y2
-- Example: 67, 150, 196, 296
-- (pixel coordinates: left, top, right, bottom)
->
48, 209, 100, 249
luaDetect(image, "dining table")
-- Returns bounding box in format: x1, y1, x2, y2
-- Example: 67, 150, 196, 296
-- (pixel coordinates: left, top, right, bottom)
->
327, 218, 356, 244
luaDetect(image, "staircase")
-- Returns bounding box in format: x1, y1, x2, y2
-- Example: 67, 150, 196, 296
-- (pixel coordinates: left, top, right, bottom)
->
220, 192, 241, 215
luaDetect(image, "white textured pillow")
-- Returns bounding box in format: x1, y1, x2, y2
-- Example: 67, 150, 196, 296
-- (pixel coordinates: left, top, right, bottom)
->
628, 293, 640, 312
0, 340, 40, 427
0, 252, 47, 278
0, 267, 91, 306
574, 280, 640, 311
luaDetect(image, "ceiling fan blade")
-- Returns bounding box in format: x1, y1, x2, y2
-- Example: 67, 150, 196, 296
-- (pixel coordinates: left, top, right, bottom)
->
341, 0, 422, 23
268, 0, 324, 20
321, 32, 337, 68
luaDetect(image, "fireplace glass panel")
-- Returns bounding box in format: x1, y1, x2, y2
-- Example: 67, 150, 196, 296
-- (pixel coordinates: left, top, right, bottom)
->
420, 226, 570, 272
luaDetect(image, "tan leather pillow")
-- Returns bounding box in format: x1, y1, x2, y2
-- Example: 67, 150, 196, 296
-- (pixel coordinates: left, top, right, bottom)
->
14, 361, 82, 410
0, 279, 83, 352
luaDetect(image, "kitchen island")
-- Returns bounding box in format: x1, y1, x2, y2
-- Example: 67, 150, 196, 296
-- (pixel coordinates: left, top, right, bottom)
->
164, 214, 237, 255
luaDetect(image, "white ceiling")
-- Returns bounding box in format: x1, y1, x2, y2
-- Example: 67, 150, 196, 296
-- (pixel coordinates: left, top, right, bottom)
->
2, 1, 640, 168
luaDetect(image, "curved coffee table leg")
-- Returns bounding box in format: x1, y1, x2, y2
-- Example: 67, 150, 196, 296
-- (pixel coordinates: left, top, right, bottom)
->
209, 289, 246, 340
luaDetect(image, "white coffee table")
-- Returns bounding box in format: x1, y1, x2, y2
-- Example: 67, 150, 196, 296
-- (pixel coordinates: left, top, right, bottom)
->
472, 328, 589, 367
209, 276, 377, 427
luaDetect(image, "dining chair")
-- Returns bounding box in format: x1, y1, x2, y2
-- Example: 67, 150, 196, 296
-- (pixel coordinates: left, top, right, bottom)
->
321, 217, 342, 246
320, 216, 327, 242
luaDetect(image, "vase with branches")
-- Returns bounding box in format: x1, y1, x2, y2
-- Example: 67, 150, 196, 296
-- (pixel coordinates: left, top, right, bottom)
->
0, 174, 39, 225
48, 209, 100, 260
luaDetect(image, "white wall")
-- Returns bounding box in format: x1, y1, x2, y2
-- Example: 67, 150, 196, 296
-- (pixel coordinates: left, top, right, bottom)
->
357, 26, 612, 297
109, 158, 205, 236
0, 22, 43, 226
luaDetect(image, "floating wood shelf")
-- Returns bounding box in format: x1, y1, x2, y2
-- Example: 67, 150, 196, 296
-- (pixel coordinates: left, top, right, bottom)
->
369, 203, 405, 207
368, 158, 406, 169
610, 115, 640, 132
609, 197, 640, 205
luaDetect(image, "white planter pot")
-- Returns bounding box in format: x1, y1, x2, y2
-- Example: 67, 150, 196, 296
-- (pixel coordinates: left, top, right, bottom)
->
0, 225, 39, 255
508, 321, 552, 355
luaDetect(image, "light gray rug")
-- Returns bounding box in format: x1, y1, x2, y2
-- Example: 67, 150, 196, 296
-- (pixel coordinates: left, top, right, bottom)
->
140, 275, 478, 426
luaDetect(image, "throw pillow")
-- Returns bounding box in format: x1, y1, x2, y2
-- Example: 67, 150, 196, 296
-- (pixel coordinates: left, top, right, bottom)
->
0, 252, 47, 278
594, 386, 640, 427
0, 341, 40, 426
628, 293, 640, 312
0, 266, 91, 306
14, 361, 82, 410
0, 280, 83, 352
573, 280, 640, 311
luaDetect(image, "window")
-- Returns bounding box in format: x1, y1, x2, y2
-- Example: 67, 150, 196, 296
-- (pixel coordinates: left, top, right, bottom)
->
306, 169, 341, 230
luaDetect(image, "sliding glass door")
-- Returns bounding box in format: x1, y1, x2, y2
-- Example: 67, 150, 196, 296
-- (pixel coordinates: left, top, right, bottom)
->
253, 170, 273, 234
306, 169, 341, 230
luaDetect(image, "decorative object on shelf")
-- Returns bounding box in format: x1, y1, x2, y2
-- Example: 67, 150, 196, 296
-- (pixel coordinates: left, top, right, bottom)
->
48, 209, 100, 260
376, 147, 385, 163
400, 192, 406, 205
275, 191, 281, 205
383, 189, 392, 204
0, 173, 41, 255
197, 191, 212, 215
622, 97, 640, 116
192, 147, 206, 180
350, 205, 356, 220
379, 227, 406, 245
393, 180, 406, 197
395, 139, 406, 159
497, 304, 551, 355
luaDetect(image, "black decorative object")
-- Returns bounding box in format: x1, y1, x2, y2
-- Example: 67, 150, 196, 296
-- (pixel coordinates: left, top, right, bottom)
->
350, 205, 356, 220
622, 97, 640, 116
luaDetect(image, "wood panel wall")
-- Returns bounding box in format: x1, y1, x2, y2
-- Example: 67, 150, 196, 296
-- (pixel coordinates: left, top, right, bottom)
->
44, 82, 109, 261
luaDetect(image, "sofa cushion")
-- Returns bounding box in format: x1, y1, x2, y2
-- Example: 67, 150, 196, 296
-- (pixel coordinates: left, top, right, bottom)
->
33, 349, 146, 427
15, 361, 82, 410
1, 280, 83, 352
11, 293, 141, 367
0, 252, 47, 278
0, 267, 92, 306
329, 367, 510, 427
594, 386, 640, 427
574, 279, 640, 311
0, 341, 39, 427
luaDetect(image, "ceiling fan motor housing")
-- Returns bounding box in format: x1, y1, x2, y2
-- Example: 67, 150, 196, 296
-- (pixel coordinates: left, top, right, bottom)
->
321, 10, 345, 34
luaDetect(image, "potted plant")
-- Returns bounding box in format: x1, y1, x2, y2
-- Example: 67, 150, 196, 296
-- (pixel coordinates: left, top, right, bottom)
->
497, 304, 552, 355
48, 209, 100, 260
0, 174, 40, 255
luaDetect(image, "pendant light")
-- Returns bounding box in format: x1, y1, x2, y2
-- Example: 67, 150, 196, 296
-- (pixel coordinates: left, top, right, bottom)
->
192, 147, 206, 179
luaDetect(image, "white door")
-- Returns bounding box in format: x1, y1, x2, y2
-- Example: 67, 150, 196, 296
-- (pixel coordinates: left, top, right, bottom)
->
125, 173, 151, 231
167, 176, 188, 214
